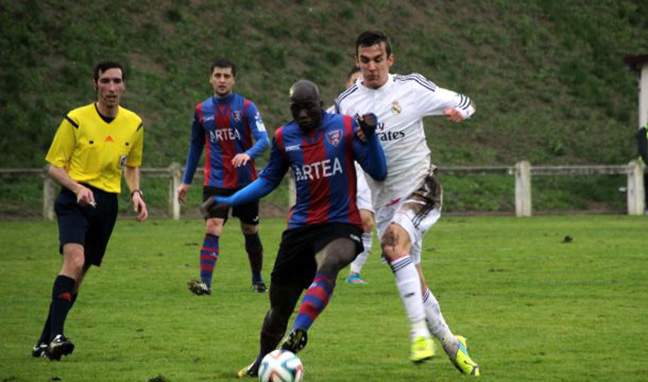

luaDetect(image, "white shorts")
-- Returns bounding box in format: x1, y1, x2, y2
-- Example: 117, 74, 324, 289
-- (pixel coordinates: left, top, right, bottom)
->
375, 169, 442, 264
355, 162, 374, 213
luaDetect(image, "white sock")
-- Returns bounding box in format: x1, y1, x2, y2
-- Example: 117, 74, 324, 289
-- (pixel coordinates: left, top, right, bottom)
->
350, 232, 373, 274
423, 288, 458, 356
390, 255, 428, 336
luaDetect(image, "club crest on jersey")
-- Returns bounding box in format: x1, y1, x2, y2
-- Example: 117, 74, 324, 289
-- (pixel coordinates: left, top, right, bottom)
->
232, 110, 242, 122
391, 101, 402, 115
326, 130, 342, 146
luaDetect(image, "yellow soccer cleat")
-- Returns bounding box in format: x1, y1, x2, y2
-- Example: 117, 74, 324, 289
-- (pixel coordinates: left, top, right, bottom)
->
451, 335, 480, 376
410, 335, 435, 363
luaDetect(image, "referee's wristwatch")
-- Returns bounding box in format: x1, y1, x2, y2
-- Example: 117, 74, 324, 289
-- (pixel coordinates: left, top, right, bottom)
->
131, 189, 144, 198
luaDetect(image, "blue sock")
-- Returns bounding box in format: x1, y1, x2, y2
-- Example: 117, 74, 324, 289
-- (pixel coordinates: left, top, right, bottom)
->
293, 272, 336, 332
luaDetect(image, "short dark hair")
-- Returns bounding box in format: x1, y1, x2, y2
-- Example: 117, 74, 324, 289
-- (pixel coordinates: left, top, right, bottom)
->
211, 58, 237, 77
355, 30, 392, 57
93, 60, 125, 83
347, 66, 361, 81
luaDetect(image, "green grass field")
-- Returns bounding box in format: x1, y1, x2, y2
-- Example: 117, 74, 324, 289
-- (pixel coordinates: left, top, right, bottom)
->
1, 216, 646, 382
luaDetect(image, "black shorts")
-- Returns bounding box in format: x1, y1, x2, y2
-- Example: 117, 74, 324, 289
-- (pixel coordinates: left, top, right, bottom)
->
271, 223, 364, 289
203, 186, 259, 225
54, 185, 118, 267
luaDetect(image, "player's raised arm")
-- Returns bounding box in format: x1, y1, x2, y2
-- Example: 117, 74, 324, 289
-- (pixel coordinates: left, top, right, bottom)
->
353, 113, 387, 181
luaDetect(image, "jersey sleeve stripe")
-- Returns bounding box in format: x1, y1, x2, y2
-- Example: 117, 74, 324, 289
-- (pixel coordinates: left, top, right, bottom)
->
65, 116, 79, 129
136, 122, 143, 131
334, 85, 360, 110
394, 74, 437, 93
457, 94, 472, 110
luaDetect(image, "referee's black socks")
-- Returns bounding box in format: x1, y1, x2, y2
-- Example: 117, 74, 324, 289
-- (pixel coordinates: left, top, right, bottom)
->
49, 275, 76, 340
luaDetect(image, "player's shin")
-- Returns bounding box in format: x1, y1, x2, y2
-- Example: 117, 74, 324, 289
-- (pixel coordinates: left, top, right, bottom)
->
422, 287, 457, 355
244, 233, 264, 285
200, 233, 220, 288
292, 272, 336, 332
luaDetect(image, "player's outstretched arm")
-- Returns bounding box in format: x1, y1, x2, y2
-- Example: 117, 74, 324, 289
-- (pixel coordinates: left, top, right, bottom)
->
202, 177, 277, 216
353, 114, 387, 181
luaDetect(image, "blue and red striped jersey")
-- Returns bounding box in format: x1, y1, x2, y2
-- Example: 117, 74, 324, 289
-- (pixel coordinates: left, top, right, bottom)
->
182, 93, 270, 188
261, 112, 381, 229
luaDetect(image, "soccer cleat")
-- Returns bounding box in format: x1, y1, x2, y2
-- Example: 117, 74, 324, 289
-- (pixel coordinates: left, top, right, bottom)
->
47, 334, 74, 361
252, 281, 267, 293
187, 279, 211, 296
237, 360, 260, 378
32, 342, 49, 358
281, 329, 308, 354
450, 335, 480, 376
344, 272, 368, 285
410, 335, 435, 363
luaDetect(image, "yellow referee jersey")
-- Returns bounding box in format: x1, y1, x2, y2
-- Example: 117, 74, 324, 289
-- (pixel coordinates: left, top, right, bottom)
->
46, 103, 144, 193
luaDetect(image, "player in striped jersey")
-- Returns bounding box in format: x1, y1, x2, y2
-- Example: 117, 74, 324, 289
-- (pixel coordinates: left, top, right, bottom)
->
336, 30, 480, 376
205, 80, 387, 378
177, 59, 270, 296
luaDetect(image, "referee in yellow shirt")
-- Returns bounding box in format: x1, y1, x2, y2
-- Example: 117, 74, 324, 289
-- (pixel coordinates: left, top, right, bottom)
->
32, 61, 148, 361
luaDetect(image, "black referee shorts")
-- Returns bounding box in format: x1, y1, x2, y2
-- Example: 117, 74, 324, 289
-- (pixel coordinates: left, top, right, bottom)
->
54, 184, 118, 267
271, 223, 364, 289
203, 186, 259, 225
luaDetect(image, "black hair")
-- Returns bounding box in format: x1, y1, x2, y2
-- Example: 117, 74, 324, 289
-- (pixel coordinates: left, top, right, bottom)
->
355, 30, 392, 57
93, 60, 125, 83
347, 66, 361, 80
211, 58, 237, 77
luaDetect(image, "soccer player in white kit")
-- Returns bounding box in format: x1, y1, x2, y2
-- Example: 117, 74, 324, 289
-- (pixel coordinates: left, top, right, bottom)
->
335, 30, 480, 376
342, 67, 375, 285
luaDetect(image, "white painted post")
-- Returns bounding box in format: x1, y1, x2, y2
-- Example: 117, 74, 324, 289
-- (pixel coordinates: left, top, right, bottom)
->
515, 161, 532, 217
169, 163, 181, 220
639, 65, 648, 129
42, 168, 56, 221
627, 160, 645, 215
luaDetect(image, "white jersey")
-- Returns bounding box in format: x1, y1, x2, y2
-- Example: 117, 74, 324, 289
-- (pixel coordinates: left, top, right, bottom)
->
335, 73, 474, 208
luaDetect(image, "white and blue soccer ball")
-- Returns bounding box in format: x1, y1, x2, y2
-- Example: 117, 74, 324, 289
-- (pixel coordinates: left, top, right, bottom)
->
258, 349, 304, 382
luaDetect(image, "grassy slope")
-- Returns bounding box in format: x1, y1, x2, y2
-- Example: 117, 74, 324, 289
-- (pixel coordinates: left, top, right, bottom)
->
2, 0, 647, 167
0, 0, 647, 215
0, 216, 646, 381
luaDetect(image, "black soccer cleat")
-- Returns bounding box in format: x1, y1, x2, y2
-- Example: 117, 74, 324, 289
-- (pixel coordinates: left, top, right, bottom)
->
187, 279, 212, 296
281, 329, 308, 354
252, 281, 267, 293
32, 342, 49, 358
237, 359, 260, 378
47, 334, 74, 361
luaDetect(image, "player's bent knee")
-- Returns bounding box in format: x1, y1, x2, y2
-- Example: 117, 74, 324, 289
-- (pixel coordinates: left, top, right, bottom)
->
320, 252, 354, 273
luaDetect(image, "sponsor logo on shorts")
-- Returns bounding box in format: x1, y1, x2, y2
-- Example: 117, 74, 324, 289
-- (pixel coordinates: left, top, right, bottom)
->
350, 234, 361, 243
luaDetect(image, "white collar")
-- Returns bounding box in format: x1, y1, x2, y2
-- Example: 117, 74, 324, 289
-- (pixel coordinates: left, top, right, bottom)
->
358, 74, 394, 93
